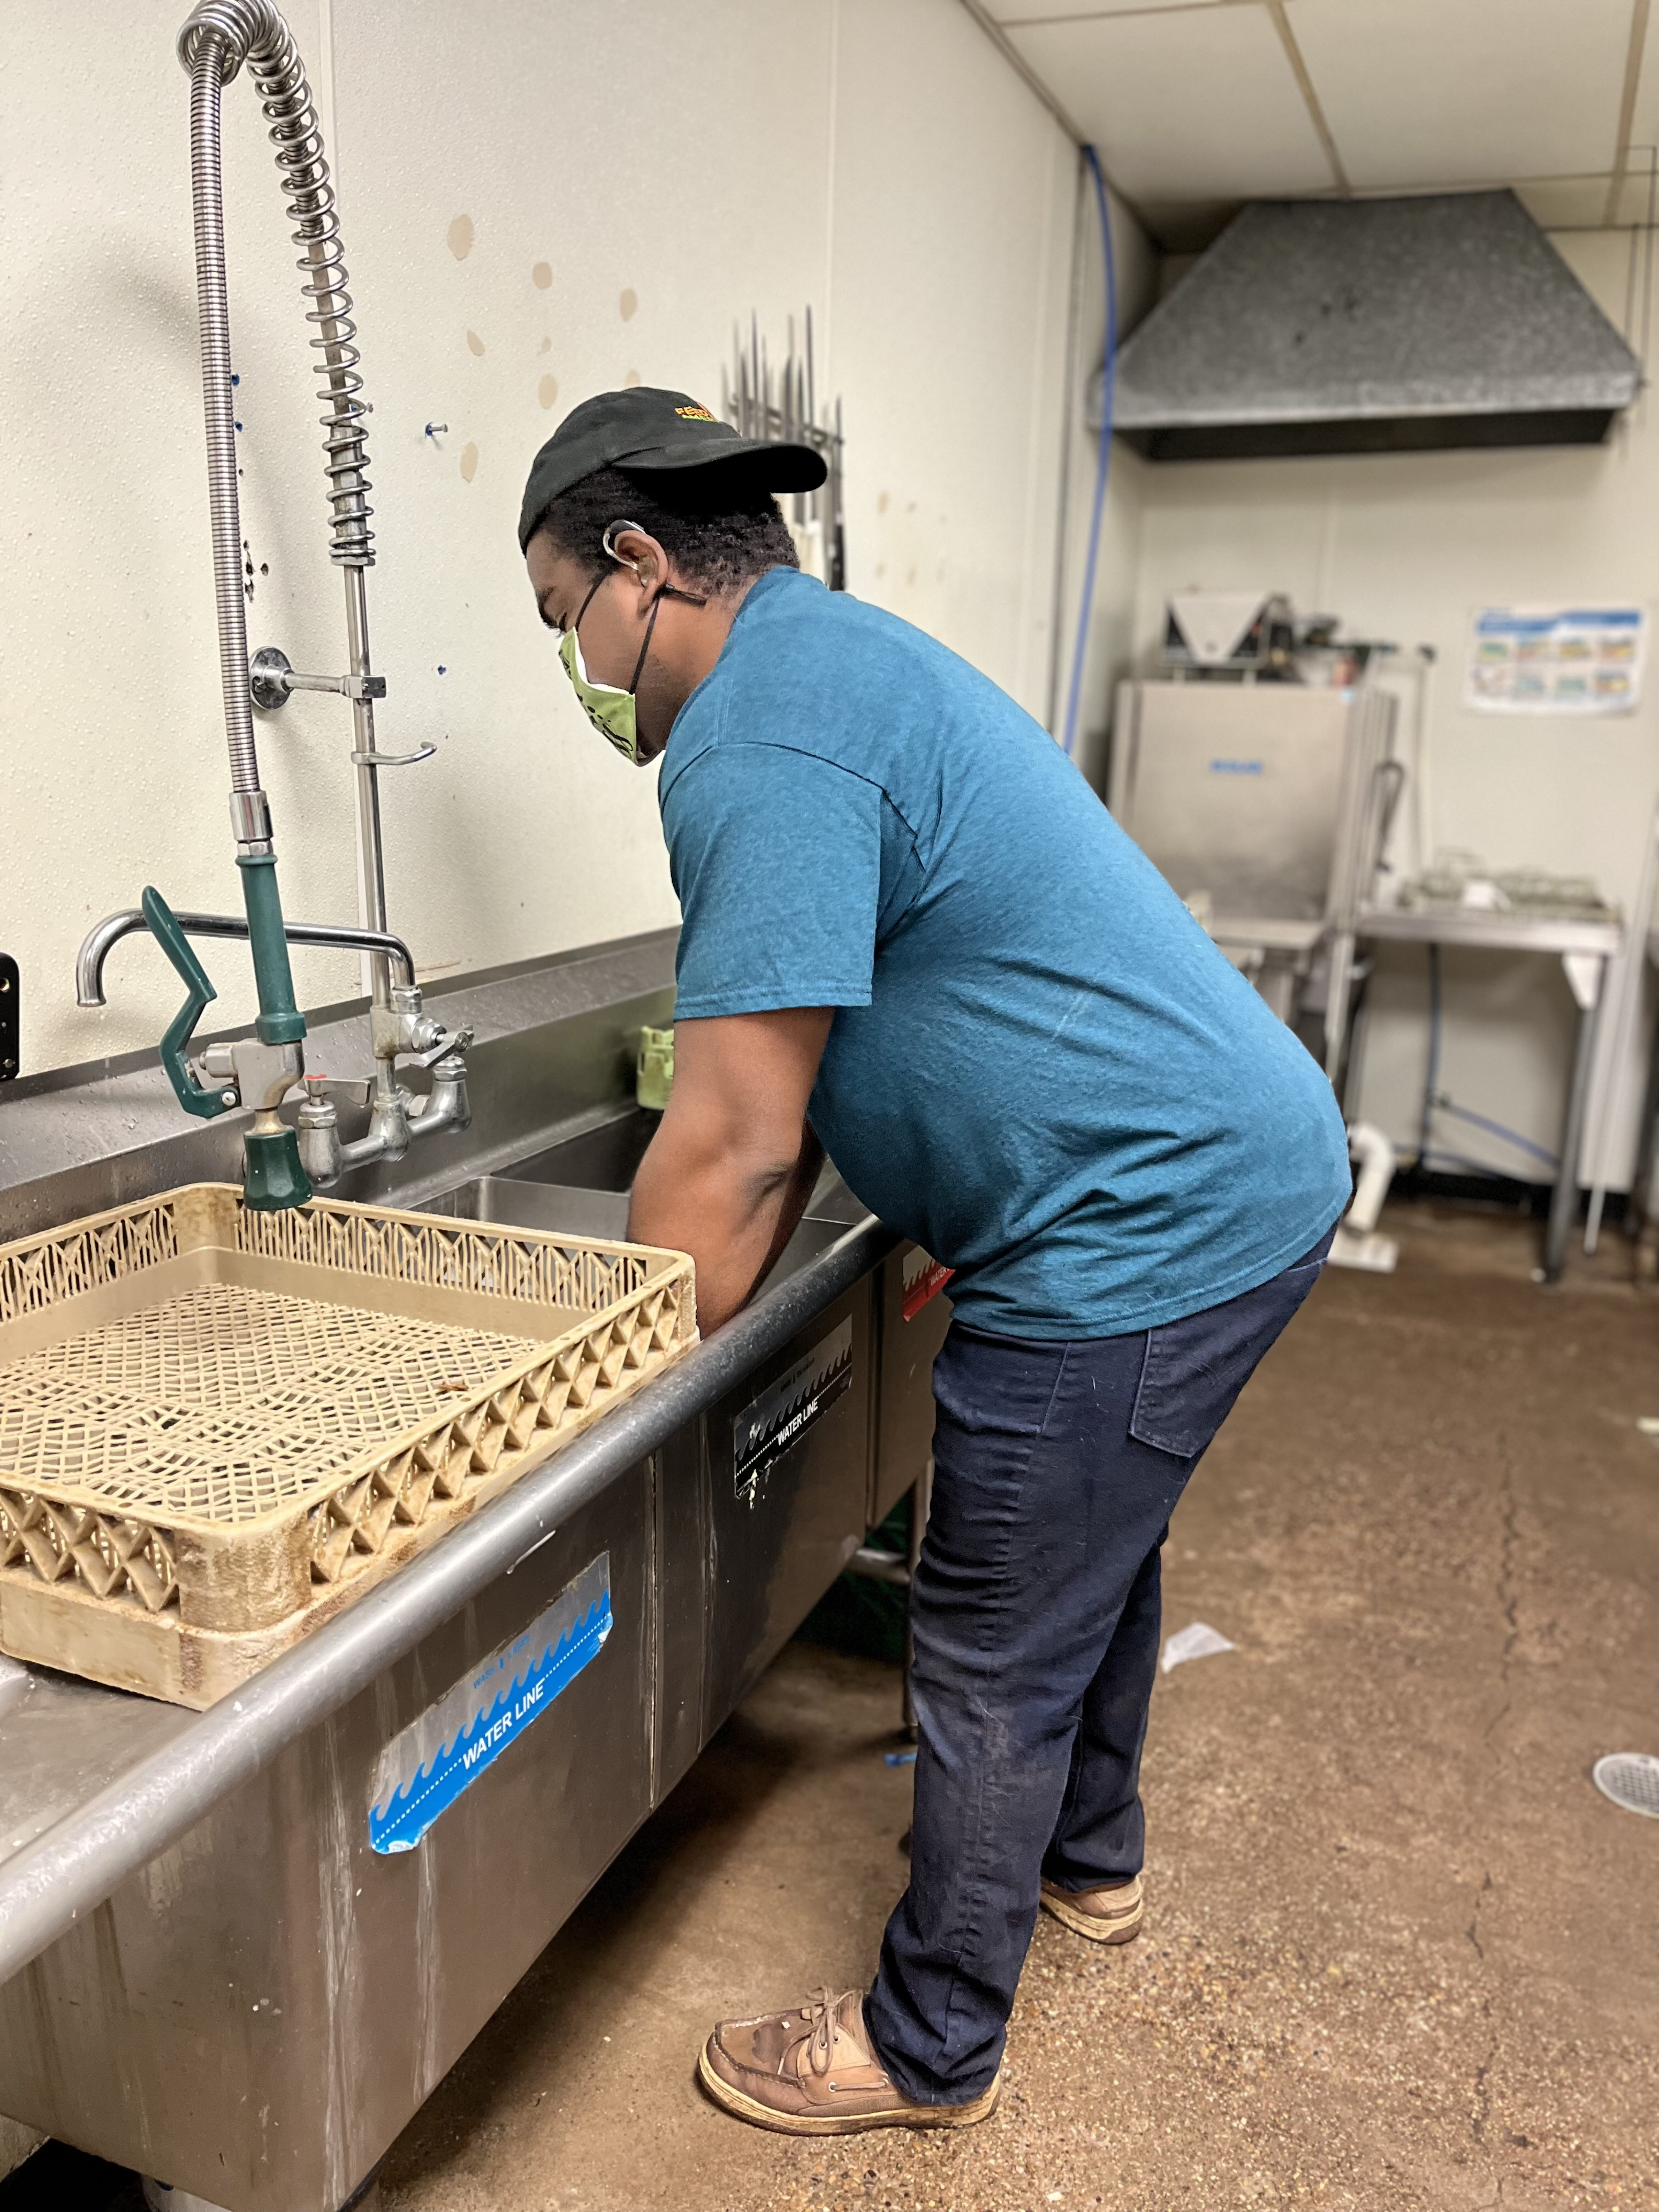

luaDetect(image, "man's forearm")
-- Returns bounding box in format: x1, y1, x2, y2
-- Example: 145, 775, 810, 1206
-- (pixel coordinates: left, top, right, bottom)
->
628, 1121, 823, 1331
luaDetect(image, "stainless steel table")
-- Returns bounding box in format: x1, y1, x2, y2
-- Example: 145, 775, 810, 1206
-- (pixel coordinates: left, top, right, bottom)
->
1340, 904, 1624, 1281
1206, 917, 1327, 1024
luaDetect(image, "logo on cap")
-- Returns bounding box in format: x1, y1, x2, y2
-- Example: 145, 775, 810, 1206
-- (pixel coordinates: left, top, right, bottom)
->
674, 405, 716, 421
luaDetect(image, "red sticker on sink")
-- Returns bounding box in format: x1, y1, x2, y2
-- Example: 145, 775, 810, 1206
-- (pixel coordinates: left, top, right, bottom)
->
902, 1255, 954, 1322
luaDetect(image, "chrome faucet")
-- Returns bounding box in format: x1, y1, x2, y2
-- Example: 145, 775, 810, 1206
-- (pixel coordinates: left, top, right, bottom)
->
77, 908, 418, 1011
296, 1049, 471, 1188
77, 905, 473, 1189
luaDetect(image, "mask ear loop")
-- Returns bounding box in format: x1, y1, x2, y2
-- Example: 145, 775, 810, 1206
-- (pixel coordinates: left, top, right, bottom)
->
626, 592, 664, 695
570, 571, 607, 638
602, 519, 646, 571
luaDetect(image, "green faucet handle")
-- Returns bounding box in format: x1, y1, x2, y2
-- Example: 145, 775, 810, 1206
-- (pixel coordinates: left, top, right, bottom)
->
142, 885, 233, 1121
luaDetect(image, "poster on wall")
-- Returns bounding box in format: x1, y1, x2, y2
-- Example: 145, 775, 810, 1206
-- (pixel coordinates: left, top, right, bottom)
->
1465, 604, 1646, 714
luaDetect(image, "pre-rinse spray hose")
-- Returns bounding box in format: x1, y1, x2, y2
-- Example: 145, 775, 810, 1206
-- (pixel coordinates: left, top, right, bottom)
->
176, 0, 376, 1044
177, 0, 374, 834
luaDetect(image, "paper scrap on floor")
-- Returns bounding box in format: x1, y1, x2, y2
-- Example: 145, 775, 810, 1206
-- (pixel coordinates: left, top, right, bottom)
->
1161, 1621, 1236, 1674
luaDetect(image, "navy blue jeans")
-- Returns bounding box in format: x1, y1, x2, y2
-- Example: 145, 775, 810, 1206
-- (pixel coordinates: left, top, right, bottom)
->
864, 1231, 1334, 2104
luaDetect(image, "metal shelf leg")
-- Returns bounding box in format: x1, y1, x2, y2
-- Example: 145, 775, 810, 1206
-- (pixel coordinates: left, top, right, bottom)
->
1544, 953, 1605, 1282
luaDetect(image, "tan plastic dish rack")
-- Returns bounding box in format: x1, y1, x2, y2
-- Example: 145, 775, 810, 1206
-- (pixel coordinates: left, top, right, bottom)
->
0, 1185, 695, 1708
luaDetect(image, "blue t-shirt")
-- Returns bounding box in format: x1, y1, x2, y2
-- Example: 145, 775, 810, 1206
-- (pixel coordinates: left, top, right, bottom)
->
659, 567, 1350, 1338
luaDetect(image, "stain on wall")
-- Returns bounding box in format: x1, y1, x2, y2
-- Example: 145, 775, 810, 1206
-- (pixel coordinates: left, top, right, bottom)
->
460, 443, 479, 483
538, 375, 558, 409
448, 212, 474, 260
619, 287, 638, 322
466, 330, 486, 357
531, 261, 552, 289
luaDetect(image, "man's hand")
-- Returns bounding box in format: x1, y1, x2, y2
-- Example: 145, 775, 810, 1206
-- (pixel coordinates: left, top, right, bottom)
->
627, 1009, 832, 1332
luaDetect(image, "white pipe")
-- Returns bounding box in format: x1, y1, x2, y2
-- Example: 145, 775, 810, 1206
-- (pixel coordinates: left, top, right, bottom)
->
1328, 1120, 1399, 1272
1345, 1119, 1395, 1234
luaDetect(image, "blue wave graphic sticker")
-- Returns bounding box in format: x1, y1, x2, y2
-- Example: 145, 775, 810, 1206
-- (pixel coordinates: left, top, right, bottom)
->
368, 1551, 611, 1854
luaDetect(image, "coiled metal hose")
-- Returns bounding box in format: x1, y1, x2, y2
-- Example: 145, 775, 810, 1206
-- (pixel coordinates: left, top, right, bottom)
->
178, 1, 374, 576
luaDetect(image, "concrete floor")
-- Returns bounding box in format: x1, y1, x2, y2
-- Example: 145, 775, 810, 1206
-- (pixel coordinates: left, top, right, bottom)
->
385, 1208, 1648, 2208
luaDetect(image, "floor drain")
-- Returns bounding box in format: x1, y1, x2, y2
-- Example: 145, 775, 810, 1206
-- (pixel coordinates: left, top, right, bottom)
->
1593, 1753, 1659, 1818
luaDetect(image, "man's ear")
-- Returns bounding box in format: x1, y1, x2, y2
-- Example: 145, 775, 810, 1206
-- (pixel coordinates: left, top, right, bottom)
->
612, 527, 671, 598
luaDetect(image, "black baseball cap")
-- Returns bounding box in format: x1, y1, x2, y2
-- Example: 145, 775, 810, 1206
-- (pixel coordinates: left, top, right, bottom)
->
518, 385, 827, 551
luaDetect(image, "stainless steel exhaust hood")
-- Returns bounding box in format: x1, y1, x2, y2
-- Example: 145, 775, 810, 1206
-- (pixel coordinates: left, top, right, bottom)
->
1102, 192, 1641, 462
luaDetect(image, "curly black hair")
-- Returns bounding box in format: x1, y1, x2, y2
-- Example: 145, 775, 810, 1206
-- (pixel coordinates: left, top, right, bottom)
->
528, 463, 798, 596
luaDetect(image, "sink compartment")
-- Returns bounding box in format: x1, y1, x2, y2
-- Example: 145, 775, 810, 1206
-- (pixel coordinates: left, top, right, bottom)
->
505, 1109, 870, 1228
439, 1176, 631, 1242
508, 1109, 664, 1193
426, 1174, 847, 1291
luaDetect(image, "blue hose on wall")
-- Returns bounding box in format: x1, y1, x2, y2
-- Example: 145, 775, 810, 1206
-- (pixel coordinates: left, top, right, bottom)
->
1061, 144, 1117, 761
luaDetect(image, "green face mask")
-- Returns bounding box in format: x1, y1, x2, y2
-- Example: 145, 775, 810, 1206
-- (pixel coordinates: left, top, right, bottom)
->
559, 613, 651, 765
558, 523, 707, 767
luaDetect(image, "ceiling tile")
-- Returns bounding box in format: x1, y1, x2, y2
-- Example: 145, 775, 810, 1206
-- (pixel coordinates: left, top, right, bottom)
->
989, 1, 1251, 21
1004, 7, 1334, 203
1290, 0, 1634, 193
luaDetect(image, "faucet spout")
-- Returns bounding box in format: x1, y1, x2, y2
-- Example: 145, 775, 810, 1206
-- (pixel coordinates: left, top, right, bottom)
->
77, 908, 417, 1009
77, 911, 146, 1008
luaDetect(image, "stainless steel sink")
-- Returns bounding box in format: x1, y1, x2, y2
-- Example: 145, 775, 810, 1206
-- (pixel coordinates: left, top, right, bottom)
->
505, 1108, 663, 1194
429, 1108, 873, 1286
424, 1170, 852, 1290
424, 1131, 939, 1527
500, 1107, 866, 1220
0, 937, 917, 2212
433, 1175, 631, 1240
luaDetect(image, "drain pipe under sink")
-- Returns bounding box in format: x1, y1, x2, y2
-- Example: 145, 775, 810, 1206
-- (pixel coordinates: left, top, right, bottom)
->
1329, 1121, 1399, 1273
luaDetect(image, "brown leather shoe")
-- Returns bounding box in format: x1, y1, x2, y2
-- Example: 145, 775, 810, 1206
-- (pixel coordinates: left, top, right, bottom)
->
698, 1986, 1001, 2135
1039, 1869, 1145, 1943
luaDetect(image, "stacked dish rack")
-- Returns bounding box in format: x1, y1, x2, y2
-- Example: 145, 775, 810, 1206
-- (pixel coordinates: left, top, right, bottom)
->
0, 1185, 695, 1707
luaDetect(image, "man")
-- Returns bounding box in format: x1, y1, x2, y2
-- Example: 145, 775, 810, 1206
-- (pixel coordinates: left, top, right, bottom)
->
519, 389, 1351, 2136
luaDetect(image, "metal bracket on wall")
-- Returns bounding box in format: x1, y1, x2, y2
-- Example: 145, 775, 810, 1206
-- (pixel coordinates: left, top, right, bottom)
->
0, 956, 16, 1080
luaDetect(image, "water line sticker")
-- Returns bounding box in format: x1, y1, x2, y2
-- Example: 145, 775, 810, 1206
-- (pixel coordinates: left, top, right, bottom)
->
368, 1553, 611, 1854
733, 1318, 853, 1504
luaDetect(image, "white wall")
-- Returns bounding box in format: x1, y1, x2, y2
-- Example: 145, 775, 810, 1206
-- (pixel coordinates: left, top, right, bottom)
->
1047, 169, 1158, 794
1125, 227, 1659, 1191
2, 0, 1093, 1076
